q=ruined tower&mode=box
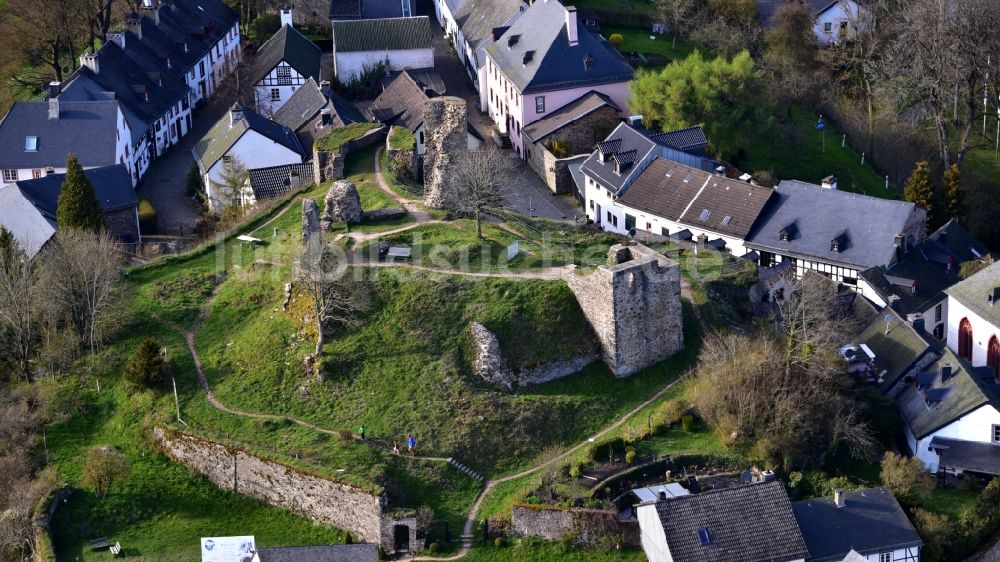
[566,243,684,377]
[422,96,468,209]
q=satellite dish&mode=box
[628,228,637,237]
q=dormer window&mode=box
[507,34,520,48]
[24,136,38,152]
[831,240,840,252]
[522,50,535,65]
[779,229,790,242]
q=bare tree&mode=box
[453,147,515,237]
[297,237,366,356]
[82,445,131,499]
[773,271,860,374]
[762,0,821,110]
[0,235,38,382]
[39,229,125,355]
[653,0,700,49]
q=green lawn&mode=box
[602,25,697,65]
[461,540,646,561]
[566,0,653,14]
[379,148,423,200]
[743,105,893,198]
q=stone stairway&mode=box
[459,534,475,549]
[448,458,485,481]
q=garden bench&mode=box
[89,538,109,551]
[386,246,412,260]
[109,542,122,556]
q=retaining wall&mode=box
[511,505,639,548]
[313,126,388,183]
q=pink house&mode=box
[481,0,634,158]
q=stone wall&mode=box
[511,505,639,547]
[525,103,620,195]
[525,143,589,195]
[566,243,683,378]
[321,180,363,228]
[302,198,320,243]
[422,97,468,209]
[153,428,421,552]
[105,207,140,242]
[386,125,417,179]
[470,322,599,390]
[313,126,387,183]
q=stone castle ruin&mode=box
[422,96,468,209]
[321,180,363,229]
[566,243,683,377]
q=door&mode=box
[393,525,410,552]
[595,204,602,225]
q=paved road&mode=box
[136,94,231,235]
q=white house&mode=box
[250,12,322,117]
[636,481,809,562]
[331,16,434,83]
[812,0,864,45]
[445,0,525,110]
[192,105,306,211]
[946,260,1000,370]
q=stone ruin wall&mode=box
[153,428,420,551]
[422,97,468,209]
[386,125,417,179]
[313,126,387,183]
[469,322,599,390]
[510,505,639,547]
[301,198,321,243]
[566,244,683,377]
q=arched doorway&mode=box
[989,336,1000,378]
[959,318,973,360]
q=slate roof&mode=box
[860,220,988,317]
[330,0,415,20]
[792,487,921,562]
[580,122,660,194]
[192,106,304,173]
[127,0,239,76]
[652,126,709,154]
[248,163,314,200]
[272,79,364,153]
[453,0,525,65]
[652,481,808,562]
[897,347,1000,439]
[945,260,1000,330]
[616,157,774,239]
[745,180,923,271]
[483,0,633,94]
[756,0,848,26]
[855,308,934,392]
[332,16,433,52]
[522,91,619,142]
[0,185,57,258]
[0,100,121,169]
[250,25,322,85]
[255,544,378,562]
[367,69,442,130]
[15,164,137,218]
[930,437,1000,475]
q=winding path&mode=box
[166,146,708,559]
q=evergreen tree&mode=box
[903,161,935,229]
[57,154,104,231]
[943,163,961,220]
[123,337,166,388]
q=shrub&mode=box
[681,414,695,432]
[569,464,582,479]
[138,199,157,233]
[82,445,131,499]
[625,450,637,464]
[378,545,387,560]
[427,542,439,553]
[657,400,688,429]
[337,430,354,441]
[344,533,352,544]
[123,337,166,388]
[609,33,624,49]
[913,508,952,562]
[881,452,934,503]
[185,163,203,198]
[494,537,504,548]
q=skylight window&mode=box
[696,528,711,546]
[698,209,711,221]
[721,215,732,226]
[25,136,37,152]
[683,174,693,183]
[665,169,674,178]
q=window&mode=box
[935,303,943,322]
[879,554,891,562]
[646,222,651,230]
[2,169,16,182]
[199,61,205,76]
[625,214,636,230]
[418,131,424,144]
[824,22,833,32]
[24,136,37,152]
[277,65,292,85]
[270,88,281,101]
[535,96,545,113]
[31,169,41,179]
[840,20,848,30]
[993,424,1000,444]
[934,324,945,340]
[989,336,1000,379]
[589,199,594,210]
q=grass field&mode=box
[602,26,697,64]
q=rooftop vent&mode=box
[665,169,674,178]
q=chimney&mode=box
[319,80,331,95]
[834,489,846,508]
[48,93,60,121]
[657,491,666,501]
[908,314,925,335]
[320,107,332,126]
[280,6,294,28]
[229,103,244,126]
[941,363,952,382]
[628,115,643,127]
[81,52,100,74]
[821,175,838,190]
[565,6,579,46]
[106,31,126,49]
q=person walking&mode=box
[359,425,366,441]
[392,441,400,455]
[407,434,415,454]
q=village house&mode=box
[0,165,140,258]
[193,104,305,211]
[858,220,989,342]
[756,0,865,45]
[0,0,241,188]
[330,0,415,21]
[0,90,134,187]
[744,179,927,290]
[250,10,323,117]
[367,69,481,159]
[271,78,366,154]
[946,260,1000,370]
[330,16,434,83]
[482,0,634,157]
[441,0,525,106]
